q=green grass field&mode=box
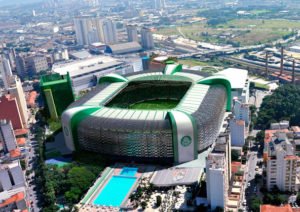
[156,19,300,46]
[129,99,179,110]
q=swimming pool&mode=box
[120,167,138,177]
[93,175,137,207]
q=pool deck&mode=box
[79,164,157,211]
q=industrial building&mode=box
[62,64,232,164]
[52,56,135,94]
[105,42,142,55]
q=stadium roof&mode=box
[216,68,248,89]
[66,64,232,122]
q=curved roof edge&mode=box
[168,110,198,164]
[164,64,183,75]
[62,106,101,152]
[98,73,128,84]
[197,76,232,111]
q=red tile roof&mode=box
[260,204,293,212]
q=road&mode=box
[26,110,42,212]
[244,152,258,211]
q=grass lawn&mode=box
[254,82,270,90]
[178,59,209,67]
[129,99,179,110]
[156,19,300,46]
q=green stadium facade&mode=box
[62,64,231,164]
[40,73,75,120]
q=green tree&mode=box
[250,196,262,212]
[156,195,162,207]
[64,167,95,203]
[231,150,240,161]
[255,85,300,130]
[141,201,147,210]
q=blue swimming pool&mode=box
[120,167,138,177]
[93,175,137,207]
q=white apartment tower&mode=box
[230,119,246,147]
[74,17,117,45]
[265,132,300,192]
[206,153,229,210]
[233,99,250,126]
[141,27,154,50]
[127,25,138,42]
[8,76,28,128]
[0,57,13,89]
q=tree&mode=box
[255,85,300,130]
[231,150,240,161]
[141,201,147,210]
[156,195,162,207]
[250,196,262,211]
[256,131,265,143]
[64,167,96,203]
[296,193,300,205]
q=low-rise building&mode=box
[52,56,135,94]
[105,42,142,55]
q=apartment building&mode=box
[264,126,300,192]
[206,153,229,210]
[0,160,28,212]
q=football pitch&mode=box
[129,99,179,110]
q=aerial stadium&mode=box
[62,64,231,164]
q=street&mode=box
[241,151,258,211]
[26,110,42,212]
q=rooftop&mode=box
[260,204,293,212]
[52,56,124,77]
[216,68,248,89]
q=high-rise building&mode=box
[127,25,138,42]
[74,17,117,45]
[0,57,13,89]
[141,27,154,50]
[40,73,74,120]
[26,56,49,74]
[233,99,250,126]
[0,120,17,154]
[154,0,166,10]
[0,95,23,130]
[0,161,28,211]
[7,76,28,128]
[206,153,229,210]
[230,119,246,147]
[100,19,118,44]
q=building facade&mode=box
[206,153,229,210]
[7,76,28,128]
[141,27,154,50]
[264,129,300,192]
[40,73,75,120]
[0,95,23,130]
[74,17,117,45]
[127,25,138,42]
[0,57,13,89]
[230,119,246,147]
